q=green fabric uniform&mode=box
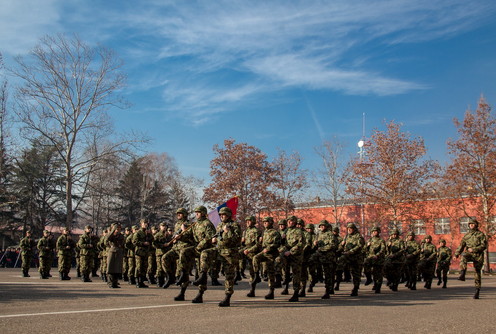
[19,235,36,274]
[300,228,315,288]
[418,239,437,288]
[455,227,488,289]
[239,225,261,281]
[282,225,304,292]
[339,229,365,293]
[147,230,157,279]
[364,235,386,290]
[98,234,108,277]
[189,217,216,292]
[314,228,340,294]
[37,235,53,278]
[78,232,96,278]
[436,244,452,287]
[252,227,282,288]
[404,237,420,290]
[384,235,404,291]
[132,228,151,279]
[152,230,172,279]
[125,232,136,281]
[56,234,75,277]
[162,219,195,281]
[215,219,242,295]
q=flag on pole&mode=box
[208,197,239,227]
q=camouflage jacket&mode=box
[37,236,52,257]
[20,236,36,254]
[437,246,452,265]
[455,229,488,256]
[341,232,365,259]
[97,235,108,258]
[386,237,405,261]
[315,230,340,263]
[152,231,173,256]
[216,220,242,251]
[192,218,216,252]
[404,240,420,263]
[172,219,195,250]
[420,243,437,262]
[132,229,151,257]
[125,233,135,257]
[260,228,281,256]
[242,226,261,254]
[78,232,95,257]
[365,236,386,261]
[283,226,304,257]
[57,234,75,256]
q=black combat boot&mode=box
[148,275,157,285]
[288,289,299,302]
[334,270,342,291]
[437,276,442,286]
[473,288,480,299]
[425,280,431,289]
[129,276,136,285]
[174,287,187,301]
[123,273,129,282]
[22,269,29,277]
[410,280,416,290]
[350,285,359,296]
[375,283,381,294]
[321,289,331,299]
[247,282,256,297]
[265,288,275,300]
[253,271,262,284]
[364,273,373,286]
[274,274,282,288]
[298,284,306,297]
[218,294,231,307]
[136,276,148,288]
[59,272,64,280]
[40,273,47,279]
[235,271,242,282]
[110,274,120,288]
[193,271,208,286]
[211,277,222,286]
[163,272,175,289]
[83,274,92,282]
[192,291,204,303]
[76,269,81,278]
[442,277,447,289]
[281,282,289,295]
[157,276,165,288]
[457,269,466,281]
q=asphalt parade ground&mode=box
[0,268,494,334]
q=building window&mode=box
[412,220,426,235]
[459,217,474,234]
[434,218,451,235]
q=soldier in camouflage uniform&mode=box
[183,206,216,303]
[152,222,173,287]
[162,208,195,288]
[125,225,138,285]
[363,226,386,293]
[91,232,100,278]
[37,230,52,279]
[147,226,158,285]
[332,226,345,291]
[403,231,420,290]
[274,219,288,290]
[296,219,314,297]
[251,217,282,299]
[338,223,365,296]
[212,207,242,307]
[98,229,109,282]
[56,227,75,280]
[436,238,451,288]
[384,228,404,292]
[19,230,36,277]
[122,227,131,281]
[132,219,152,288]
[281,215,304,302]
[304,223,318,293]
[240,215,261,297]
[78,225,96,282]
[418,235,437,289]
[455,219,488,299]
[314,220,340,299]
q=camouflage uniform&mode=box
[436,239,452,288]
[418,236,437,289]
[281,216,304,302]
[132,221,152,288]
[274,220,288,288]
[37,232,54,279]
[78,226,96,282]
[125,226,137,284]
[19,232,36,277]
[122,227,131,281]
[147,228,157,284]
[97,231,108,282]
[403,232,420,290]
[252,217,282,299]
[363,227,386,293]
[314,220,340,298]
[455,219,488,298]
[338,223,365,296]
[91,234,100,277]
[152,223,173,287]
[239,216,261,283]
[297,220,315,297]
[56,229,75,280]
[384,229,404,291]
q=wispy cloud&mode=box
[2,0,495,123]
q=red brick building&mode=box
[280,196,495,271]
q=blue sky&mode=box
[2,0,496,193]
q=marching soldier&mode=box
[152,222,173,287]
[37,230,53,279]
[455,218,488,299]
[132,219,151,288]
[125,225,138,285]
[313,220,340,299]
[78,225,96,282]
[363,226,386,293]
[339,223,365,296]
[404,231,420,290]
[19,230,36,277]
[436,239,452,288]
[147,226,158,285]
[418,235,437,289]
[241,215,261,296]
[281,215,304,302]
[122,227,131,282]
[97,229,109,282]
[384,228,404,292]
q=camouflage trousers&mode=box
[21,253,32,271]
[418,259,436,282]
[404,259,418,287]
[162,248,181,278]
[253,251,277,288]
[122,256,128,276]
[460,253,484,288]
[100,255,107,275]
[147,253,156,277]
[155,253,165,278]
[127,255,136,278]
[321,261,336,292]
[80,255,94,276]
[217,249,238,295]
[384,258,403,287]
[134,254,148,278]
[275,254,289,282]
[338,255,363,288]
[39,256,51,276]
[239,250,257,281]
[284,254,303,291]
[58,254,72,274]
[436,262,450,282]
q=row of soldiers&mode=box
[19,211,488,305]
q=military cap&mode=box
[125,227,131,232]
[43,230,50,234]
[468,218,479,226]
[333,226,340,233]
[439,238,446,243]
[245,215,256,222]
[176,208,189,215]
[306,223,314,229]
[132,225,139,230]
[424,235,432,240]
[287,215,298,223]
[296,218,305,225]
[194,206,208,215]
[219,207,232,216]
[263,216,274,223]
[406,231,415,237]
[318,220,330,228]
[346,223,357,230]
[371,226,381,233]
[84,225,93,230]
[159,222,167,227]
[278,219,287,226]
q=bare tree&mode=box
[314,138,351,225]
[445,97,496,270]
[10,34,131,226]
[346,121,439,232]
[271,148,307,217]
